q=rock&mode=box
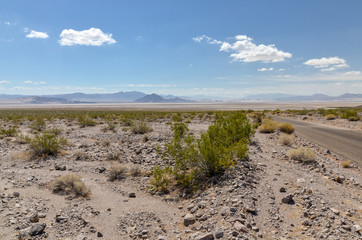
[56,215,68,223]
[234,221,248,233]
[98,167,106,173]
[330,208,340,215]
[29,212,39,223]
[55,164,66,171]
[335,176,344,184]
[279,187,286,192]
[12,192,20,198]
[197,233,214,240]
[214,228,224,239]
[184,214,196,226]
[352,224,361,233]
[281,194,293,204]
[297,178,305,185]
[128,192,136,198]
[20,223,46,237]
[97,231,103,237]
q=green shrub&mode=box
[0,126,17,137]
[341,110,358,120]
[259,118,279,133]
[30,133,67,156]
[131,122,153,134]
[51,174,90,197]
[286,147,315,163]
[150,165,173,193]
[279,122,295,134]
[78,116,97,127]
[347,116,359,121]
[151,111,253,193]
[30,118,46,132]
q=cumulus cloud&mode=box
[24,80,33,84]
[257,67,274,72]
[23,80,47,85]
[59,28,116,46]
[193,34,292,63]
[0,80,10,84]
[26,30,49,39]
[304,57,349,71]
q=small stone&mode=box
[55,164,66,171]
[281,194,293,204]
[330,208,340,215]
[297,178,305,185]
[234,221,248,233]
[128,192,136,198]
[335,176,344,183]
[184,214,196,226]
[13,192,20,198]
[29,223,46,236]
[29,212,39,223]
[97,232,103,237]
[352,224,361,233]
[98,167,106,173]
[252,226,259,232]
[214,229,224,239]
[197,233,214,240]
[279,187,286,192]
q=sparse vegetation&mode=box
[108,164,127,181]
[51,174,90,197]
[78,115,97,127]
[325,114,336,120]
[278,122,295,134]
[259,118,279,133]
[130,166,142,177]
[340,160,351,168]
[30,118,46,132]
[0,126,17,137]
[287,147,316,163]
[150,111,253,193]
[30,132,68,157]
[131,121,153,134]
[279,134,295,146]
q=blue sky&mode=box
[1,0,362,98]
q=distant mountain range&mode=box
[0,91,191,104]
[0,91,361,104]
[244,93,362,101]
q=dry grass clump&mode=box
[51,174,90,197]
[131,122,153,134]
[130,166,142,177]
[340,160,351,168]
[279,134,295,146]
[259,118,279,133]
[279,122,295,134]
[325,114,336,120]
[106,151,122,161]
[286,147,316,163]
[108,164,127,181]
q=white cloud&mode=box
[26,30,49,39]
[0,80,10,84]
[23,80,47,85]
[24,80,33,84]
[193,34,292,63]
[278,68,286,71]
[4,21,10,25]
[343,71,361,76]
[257,67,274,72]
[59,28,116,46]
[304,57,349,71]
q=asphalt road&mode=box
[272,116,362,167]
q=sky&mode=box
[1,0,362,99]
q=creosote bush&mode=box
[150,111,253,193]
[30,132,67,157]
[108,164,127,181]
[340,160,351,168]
[51,174,90,197]
[78,116,97,127]
[279,122,295,134]
[286,147,316,163]
[259,118,279,133]
[279,134,295,146]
